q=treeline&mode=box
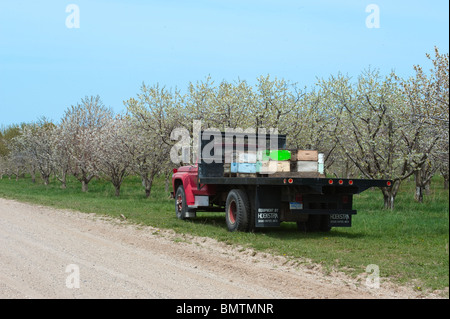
[0,48,448,209]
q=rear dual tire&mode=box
[225,189,250,232]
[297,214,331,232]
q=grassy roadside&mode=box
[0,174,448,296]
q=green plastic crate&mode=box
[260,150,291,161]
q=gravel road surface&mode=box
[0,197,439,299]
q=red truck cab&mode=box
[172,164,216,219]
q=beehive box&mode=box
[258,150,291,161]
[231,162,257,174]
[291,150,318,161]
[257,161,291,174]
[237,151,257,163]
[296,160,318,172]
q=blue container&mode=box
[231,163,257,173]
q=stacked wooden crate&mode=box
[223,150,292,176]
[290,150,325,177]
[223,149,324,177]
[234,152,258,175]
[256,150,291,175]
[226,151,258,176]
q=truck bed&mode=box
[198,176,391,194]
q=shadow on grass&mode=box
[264,227,368,241]
[190,213,368,240]
[190,214,228,229]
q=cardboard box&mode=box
[292,150,318,161]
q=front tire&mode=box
[225,189,250,232]
[175,186,196,220]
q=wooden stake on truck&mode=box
[172,131,392,232]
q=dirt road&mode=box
[0,197,438,299]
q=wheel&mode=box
[296,215,321,232]
[175,186,196,220]
[225,189,250,232]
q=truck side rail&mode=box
[197,176,392,195]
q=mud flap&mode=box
[255,186,281,228]
[329,213,352,227]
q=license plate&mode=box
[289,202,303,210]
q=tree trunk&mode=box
[383,192,395,210]
[414,170,422,203]
[29,165,36,183]
[414,170,428,203]
[43,175,50,186]
[381,181,400,210]
[74,170,95,193]
[143,176,153,198]
[443,173,449,190]
[82,180,88,192]
[58,170,67,189]
[415,185,423,203]
[424,180,431,195]
[60,174,67,189]
[114,185,121,197]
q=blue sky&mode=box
[0,0,448,127]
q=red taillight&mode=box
[348,180,353,185]
[328,179,333,185]
[173,168,178,174]
[387,181,392,186]
[338,180,344,185]
[288,178,293,184]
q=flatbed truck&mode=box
[172,131,392,232]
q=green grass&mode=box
[0,174,448,295]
